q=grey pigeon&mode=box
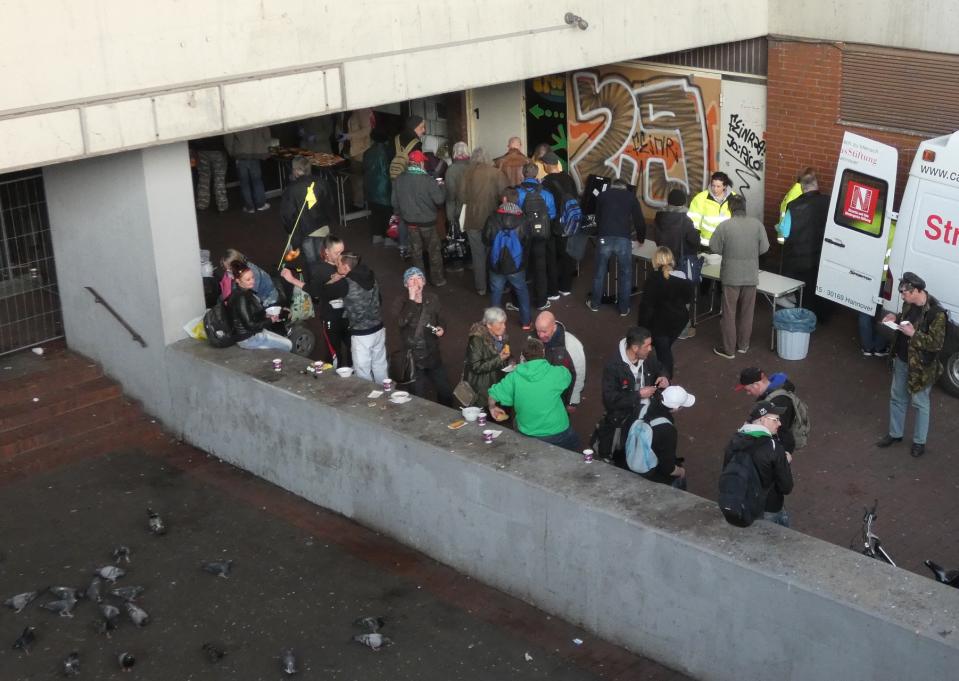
[94,604,120,635]
[4,591,38,613]
[110,586,144,602]
[49,586,82,601]
[40,597,78,618]
[13,626,35,652]
[113,545,132,565]
[147,508,166,535]
[201,559,234,578]
[85,577,103,603]
[202,642,226,663]
[117,651,136,671]
[125,601,150,627]
[62,651,80,677]
[352,633,393,651]
[95,565,125,583]
[280,648,298,675]
[353,616,385,632]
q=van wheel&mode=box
[941,350,959,398]
[288,325,315,357]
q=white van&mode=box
[817,131,959,396]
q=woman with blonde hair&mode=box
[637,246,693,377]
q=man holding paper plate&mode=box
[876,272,947,457]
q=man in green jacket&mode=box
[488,337,579,451]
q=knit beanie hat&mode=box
[405,115,425,132]
[403,267,425,285]
[667,188,687,207]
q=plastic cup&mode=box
[582,448,594,463]
[272,358,283,372]
[477,412,487,427]
[383,378,394,392]
[482,430,494,444]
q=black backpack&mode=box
[522,185,549,241]
[203,299,235,348]
[717,438,766,527]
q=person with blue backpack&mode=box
[483,187,532,329]
[541,151,581,297]
[516,163,557,311]
[624,385,696,489]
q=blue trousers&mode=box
[490,270,531,326]
[889,357,931,444]
[590,236,633,314]
[235,159,266,210]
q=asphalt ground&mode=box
[195,193,959,582]
[0,440,685,680]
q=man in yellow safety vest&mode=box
[688,171,734,246]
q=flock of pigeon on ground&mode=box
[5,508,393,675]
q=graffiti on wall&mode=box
[567,66,720,209]
[525,74,568,164]
[723,112,765,208]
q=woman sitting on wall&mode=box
[218,248,279,306]
[229,261,292,352]
[462,306,512,407]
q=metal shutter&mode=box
[841,45,959,136]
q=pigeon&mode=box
[113,545,132,565]
[117,652,136,671]
[94,604,120,635]
[40,597,78,618]
[49,586,82,601]
[62,651,81,677]
[125,601,150,627]
[85,577,103,603]
[13,626,36,653]
[280,648,298,675]
[4,591,38,613]
[95,566,125,583]
[201,560,234,578]
[352,633,393,651]
[147,508,166,536]
[201,642,226,663]
[353,616,385,633]
[110,586,145,602]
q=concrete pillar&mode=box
[43,142,203,421]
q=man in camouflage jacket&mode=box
[876,272,946,457]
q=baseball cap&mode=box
[408,150,427,164]
[749,400,786,421]
[734,367,763,391]
[661,385,696,409]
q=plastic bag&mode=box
[288,284,315,323]
[183,316,207,341]
[773,308,817,333]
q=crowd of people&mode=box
[201,120,948,530]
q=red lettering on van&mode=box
[925,214,959,245]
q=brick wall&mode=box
[765,39,923,221]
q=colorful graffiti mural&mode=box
[567,65,721,210]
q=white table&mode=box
[699,263,805,350]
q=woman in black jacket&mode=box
[637,247,692,377]
[230,262,292,352]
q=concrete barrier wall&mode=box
[163,340,959,681]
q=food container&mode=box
[461,407,482,422]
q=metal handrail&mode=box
[84,286,147,347]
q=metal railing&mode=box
[0,172,64,355]
[84,287,147,348]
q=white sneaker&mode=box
[256,202,271,211]
[547,294,561,301]
[505,302,519,311]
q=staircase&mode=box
[0,342,162,479]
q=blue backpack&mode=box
[624,404,670,474]
[490,227,523,274]
[558,197,583,237]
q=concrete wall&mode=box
[43,143,205,415]
[0,0,768,172]
[160,340,959,681]
[769,0,959,53]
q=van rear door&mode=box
[816,132,898,314]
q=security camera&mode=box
[564,12,588,31]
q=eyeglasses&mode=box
[763,414,781,423]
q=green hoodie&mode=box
[488,359,571,437]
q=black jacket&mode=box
[302,260,344,322]
[280,174,335,249]
[395,292,444,369]
[596,187,646,241]
[535,321,577,405]
[229,289,266,342]
[542,171,579,235]
[601,348,666,425]
[637,270,693,340]
[640,398,679,485]
[722,431,793,513]
[483,206,529,275]
[782,191,830,275]
[654,209,699,262]
[758,376,798,454]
